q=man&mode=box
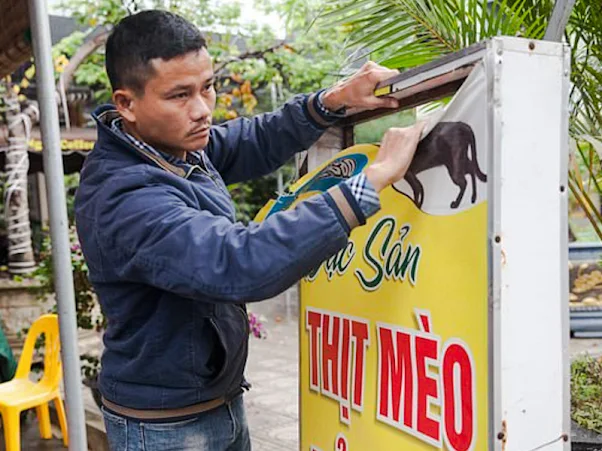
[75,9,424,451]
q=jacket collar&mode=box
[93,105,206,178]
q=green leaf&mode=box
[321,0,378,20]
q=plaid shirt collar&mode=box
[110,116,206,169]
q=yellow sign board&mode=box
[256,62,489,450]
[28,138,95,152]
[256,143,487,451]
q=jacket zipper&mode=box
[186,153,232,198]
[186,164,229,196]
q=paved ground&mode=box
[570,337,602,360]
[0,415,65,450]
[7,319,299,451]
[5,288,300,451]
[245,320,299,451]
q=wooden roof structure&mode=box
[0,1,32,80]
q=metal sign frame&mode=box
[302,36,570,450]
[339,42,487,149]
[488,36,570,451]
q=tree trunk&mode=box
[4,90,36,275]
[58,28,110,93]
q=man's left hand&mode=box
[321,61,400,115]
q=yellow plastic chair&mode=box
[0,314,68,450]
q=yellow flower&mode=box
[25,66,36,80]
[54,54,69,73]
[240,80,252,95]
[57,54,69,66]
[243,94,257,114]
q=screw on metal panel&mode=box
[529,41,536,50]
[495,235,501,243]
[499,420,508,451]
[560,185,566,192]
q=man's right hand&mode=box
[364,123,425,192]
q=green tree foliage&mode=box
[52,0,349,221]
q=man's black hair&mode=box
[105,10,207,95]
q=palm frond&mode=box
[322,0,549,72]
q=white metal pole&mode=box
[27,1,88,449]
[544,0,576,42]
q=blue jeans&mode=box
[101,395,251,451]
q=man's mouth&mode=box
[189,127,210,137]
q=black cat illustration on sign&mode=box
[394,121,487,209]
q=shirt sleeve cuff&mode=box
[344,173,381,219]
[305,89,345,128]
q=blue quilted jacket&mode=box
[74,93,364,409]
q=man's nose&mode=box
[190,94,211,122]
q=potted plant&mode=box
[571,355,602,450]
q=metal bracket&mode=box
[340,41,488,147]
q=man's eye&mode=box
[171,92,188,99]
[204,83,215,92]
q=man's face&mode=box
[114,48,216,158]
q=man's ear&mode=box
[112,88,137,123]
